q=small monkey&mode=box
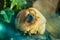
[15,8,46,35]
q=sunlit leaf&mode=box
[10,0,27,9]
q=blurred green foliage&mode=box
[0,8,14,23]
[10,0,27,9]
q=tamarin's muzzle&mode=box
[26,13,35,23]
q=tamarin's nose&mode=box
[27,13,34,23]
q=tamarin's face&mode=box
[15,8,46,35]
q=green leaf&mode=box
[0,8,14,23]
[10,0,27,9]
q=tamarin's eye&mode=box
[27,13,34,23]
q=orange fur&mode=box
[15,8,46,35]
